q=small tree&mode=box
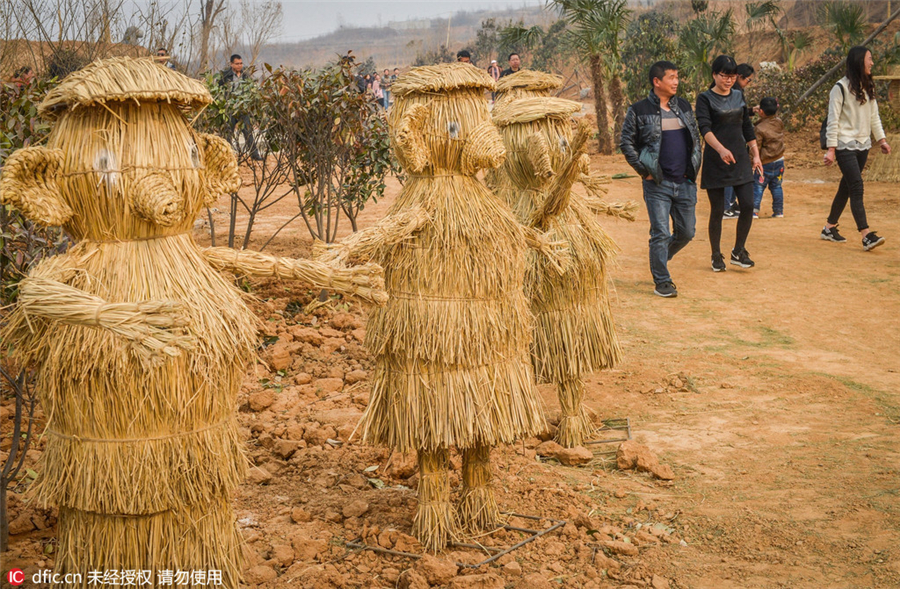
[549,0,632,154]
[268,54,396,243]
[678,9,735,99]
[621,11,679,105]
[744,0,781,55]
[196,70,294,250]
[820,1,867,52]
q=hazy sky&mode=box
[277,0,546,42]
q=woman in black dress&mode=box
[696,55,763,271]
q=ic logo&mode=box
[7,569,25,585]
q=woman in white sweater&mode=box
[821,45,892,251]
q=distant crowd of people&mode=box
[621,46,890,298]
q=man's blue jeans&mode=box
[643,179,697,286]
[753,159,784,214]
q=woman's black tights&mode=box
[707,182,754,255]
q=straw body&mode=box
[494,98,622,448]
[355,63,545,548]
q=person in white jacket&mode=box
[821,46,892,251]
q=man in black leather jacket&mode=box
[620,61,702,298]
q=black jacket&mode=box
[620,92,702,184]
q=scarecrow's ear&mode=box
[460,121,505,175]
[0,147,73,227]
[197,133,240,205]
[394,104,430,173]
[526,132,554,180]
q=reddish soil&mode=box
[3,129,899,589]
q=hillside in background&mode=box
[257,4,552,70]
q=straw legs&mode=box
[458,444,501,533]
[53,500,242,589]
[413,445,502,552]
[554,378,596,448]
[413,449,458,552]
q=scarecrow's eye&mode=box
[448,121,460,139]
[189,143,201,168]
[559,135,569,153]
[93,148,119,188]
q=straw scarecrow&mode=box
[865,65,900,183]
[321,63,558,550]
[493,96,625,448]
[0,57,384,587]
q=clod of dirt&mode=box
[290,327,324,345]
[8,512,37,535]
[314,378,344,394]
[331,312,363,330]
[502,561,523,577]
[651,575,671,589]
[271,544,294,566]
[273,440,301,459]
[616,441,675,480]
[414,555,458,585]
[344,369,368,384]
[290,536,326,561]
[387,451,418,479]
[342,499,369,519]
[515,572,553,589]
[449,573,504,589]
[291,508,312,523]
[246,467,273,485]
[535,440,564,457]
[602,540,639,556]
[248,390,276,412]
[398,569,429,589]
[244,564,277,585]
[294,372,312,385]
[555,446,593,466]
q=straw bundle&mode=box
[0,57,385,587]
[354,63,545,549]
[873,66,900,111]
[203,247,388,306]
[458,444,501,532]
[494,70,564,110]
[493,96,622,448]
[863,133,900,183]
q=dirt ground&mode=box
[3,128,899,589]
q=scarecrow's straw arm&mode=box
[522,227,571,276]
[533,123,591,227]
[17,277,194,359]
[313,207,430,264]
[202,247,388,306]
[582,195,639,222]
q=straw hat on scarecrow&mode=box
[319,62,565,550]
[866,65,900,182]
[493,96,625,448]
[0,57,385,586]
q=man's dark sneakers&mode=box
[862,231,885,251]
[654,281,678,297]
[730,248,755,268]
[821,225,847,242]
[711,253,726,272]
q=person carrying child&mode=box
[752,97,785,218]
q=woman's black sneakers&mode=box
[821,226,847,242]
[730,248,755,268]
[862,232,885,251]
[711,253,727,272]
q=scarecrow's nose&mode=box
[130,172,184,227]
